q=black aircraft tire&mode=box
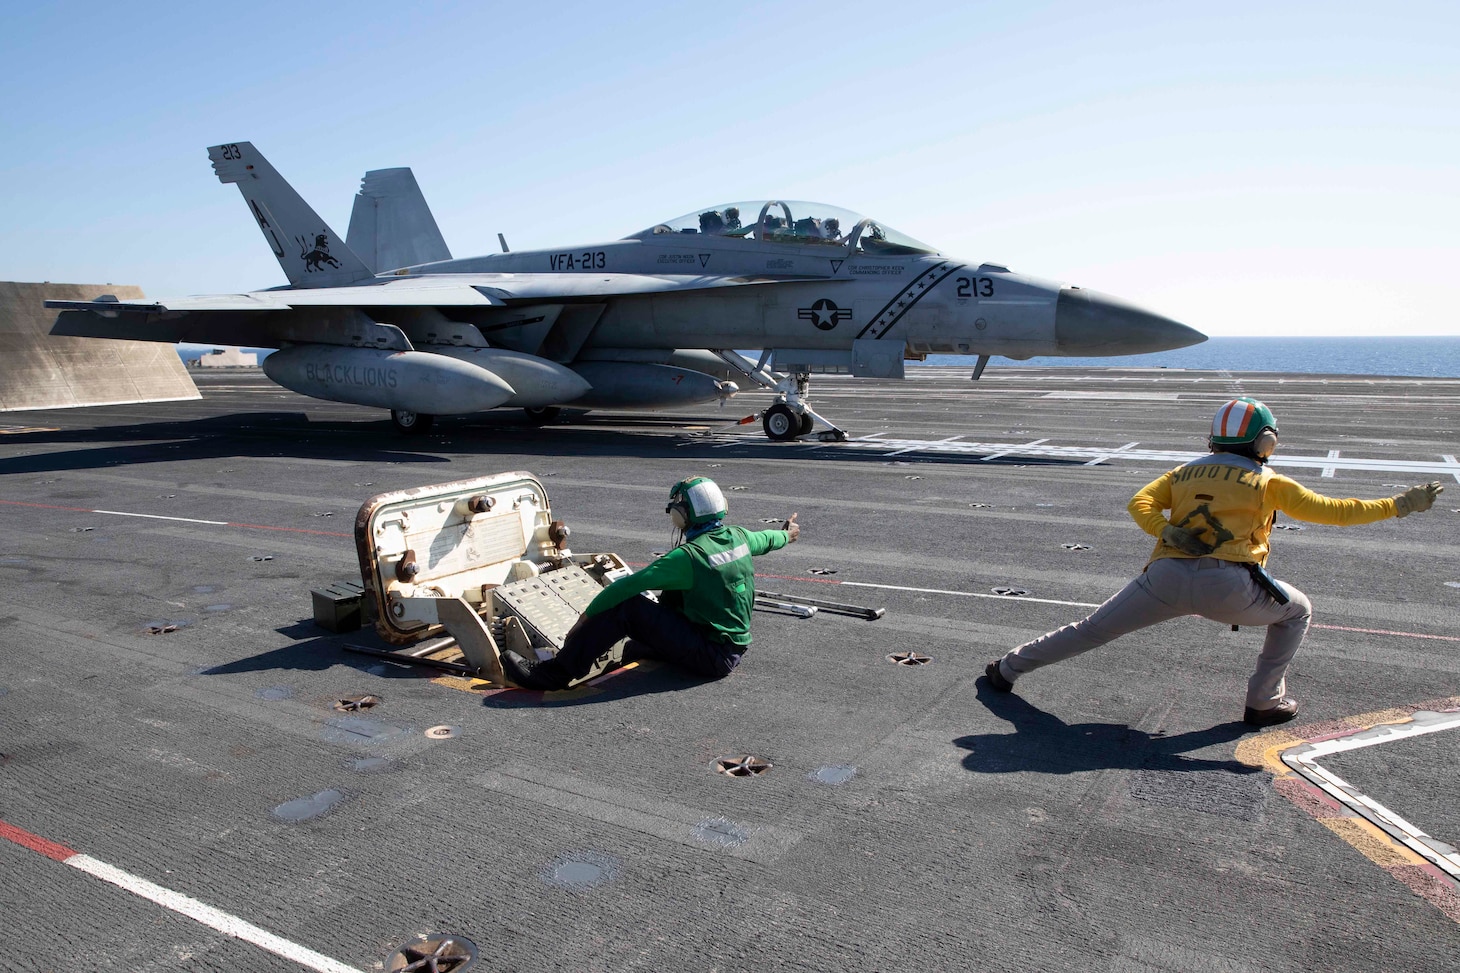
[390,409,435,435]
[798,412,816,436]
[523,406,562,424]
[763,404,800,442]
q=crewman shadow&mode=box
[956,677,1257,777]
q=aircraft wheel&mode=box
[523,406,561,424]
[390,409,435,435]
[763,404,801,441]
[798,412,815,436]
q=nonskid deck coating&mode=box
[1,365,1457,972]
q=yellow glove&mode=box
[1161,524,1215,556]
[1394,481,1444,518]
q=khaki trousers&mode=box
[998,557,1313,709]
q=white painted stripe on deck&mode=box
[979,438,1050,462]
[887,434,964,457]
[1083,441,1140,466]
[1282,711,1460,879]
[838,580,1101,609]
[92,509,229,525]
[65,854,360,972]
[711,432,1460,480]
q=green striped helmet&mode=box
[1210,397,1278,445]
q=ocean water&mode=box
[922,336,1460,379]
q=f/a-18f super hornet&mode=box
[48,141,1205,440]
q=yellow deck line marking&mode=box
[1236,696,1460,924]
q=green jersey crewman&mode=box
[500,476,800,691]
[984,397,1444,727]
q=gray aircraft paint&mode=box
[46,142,1205,436]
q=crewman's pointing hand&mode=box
[785,512,800,543]
[1394,481,1444,517]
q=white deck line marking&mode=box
[1083,441,1140,466]
[1281,710,1460,880]
[887,434,964,457]
[838,580,1101,609]
[1321,449,1340,478]
[91,509,229,526]
[980,438,1050,462]
[703,433,1460,480]
[65,854,361,972]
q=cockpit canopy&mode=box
[631,200,938,256]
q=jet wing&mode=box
[45,273,840,317]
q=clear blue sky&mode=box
[2,1,1455,336]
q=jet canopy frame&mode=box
[632,200,939,256]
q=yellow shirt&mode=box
[1129,454,1396,566]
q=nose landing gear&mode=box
[715,350,849,442]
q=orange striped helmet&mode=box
[1210,397,1278,445]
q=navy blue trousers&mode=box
[555,594,743,680]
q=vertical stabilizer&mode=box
[346,168,453,274]
[209,142,374,288]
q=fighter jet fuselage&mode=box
[48,145,1205,439]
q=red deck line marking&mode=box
[0,819,78,862]
[1313,623,1460,643]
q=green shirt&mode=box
[584,525,791,645]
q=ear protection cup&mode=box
[1253,428,1277,458]
[667,502,689,529]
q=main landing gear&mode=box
[714,350,848,443]
[390,409,435,435]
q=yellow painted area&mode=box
[1237,698,1460,925]
[1319,819,1427,868]
[432,674,498,693]
[1235,730,1305,774]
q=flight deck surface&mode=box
[1,366,1457,972]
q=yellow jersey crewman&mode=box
[984,397,1444,727]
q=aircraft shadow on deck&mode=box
[0,409,1088,476]
[959,677,1258,778]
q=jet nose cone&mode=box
[1055,288,1206,356]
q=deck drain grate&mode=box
[968,503,992,509]
[1273,524,1304,531]
[714,755,772,777]
[387,932,479,972]
[808,567,837,575]
[1063,543,1091,551]
[145,623,179,635]
[425,725,459,739]
[333,694,381,713]
[887,651,933,666]
[990,586,1029,597]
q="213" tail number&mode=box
[955,276,994,298]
